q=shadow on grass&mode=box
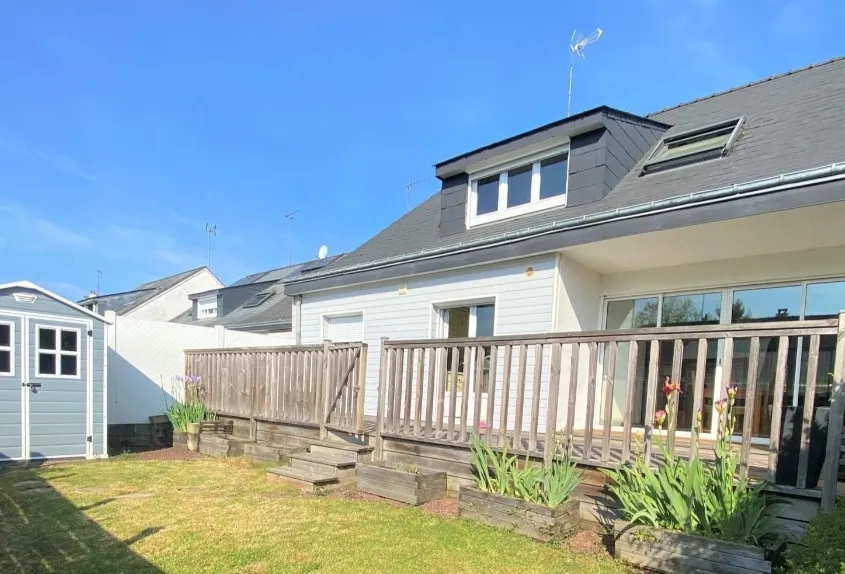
[0,458,163,573]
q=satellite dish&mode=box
[317,245,329,260]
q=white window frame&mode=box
[35,326,81,379]
[320,311,365,342]
[467,145,569,228]
[0,320,14,376]
[197,295,218,318]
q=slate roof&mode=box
[80,267,209,315]
[173,256,343,331]
[308,56,845,276]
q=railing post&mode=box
[821,311,845,510]
[374,337,389,460]
[356,343,368,433]
[320,340,331,440]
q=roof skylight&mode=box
[642,117,744,174]
[243,291,273,308]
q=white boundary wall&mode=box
[106,311,290,424]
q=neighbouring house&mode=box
[284,56,845,444]
[0,281,109,462]
[79,266,223,322]
[172,256,342,341]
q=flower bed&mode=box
[459,486,580,542]
[614,520,776,574]
[605,379,786,572]
[357,461,447,505]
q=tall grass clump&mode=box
[470,436,581,508]
[163,375,216,432]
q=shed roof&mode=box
[1,281,111,323]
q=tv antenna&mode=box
[405,176,434,210]
[205,223,217,269]
[95,269,103,295]
[285,210,300,265]
[568,28,603,117]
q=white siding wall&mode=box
[129,269,223,322]
[299,256,558,417]
[107,312,280,424]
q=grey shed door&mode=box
[0,314,23,460]
[26,317,89,459]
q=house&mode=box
[284,56,845,444]
[173,257,341,340]
[79,266,222,322]
[0,281,109,462]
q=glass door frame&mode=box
[599,275,845,445]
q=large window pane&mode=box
[805,281,845,319]
[731,337,796,438]
[732,286,802,322]
[0,351,10,374]
[0,324,9,347]
[475,305,495,337]
[606,297,659,330]
[476,176,499,215]
[662,292,722,326]
[539,154,568,199]
[38,328,56,350]
[506,164,532,208]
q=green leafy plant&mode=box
[163,375,216,432]
[784,500,845,573]
[470,436,582,508]
[603,378,786,546]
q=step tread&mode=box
[266,466,338,485]
[289,452,357,468]
[308,440,374,453]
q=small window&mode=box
[469,147,569,225]
[243,291,273,308]
[36,326,79,377]
[642,117,744,174]
[0,323,12,375]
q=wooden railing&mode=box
[376,314,845,508]
[185,341,368,436]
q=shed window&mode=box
[0,323,12,375]
[36,327,79,377]
[642,117,744,174]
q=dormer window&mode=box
[642,117,744,174]
[468,145,569,227]
[197,294,217,318]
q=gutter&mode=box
[286,161,845,285]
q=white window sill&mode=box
[468,194,567,228]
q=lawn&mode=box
[0,456,630,574]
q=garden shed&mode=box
[0,281,109,462]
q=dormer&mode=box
[435,106,670,237]
[196,294,218,318]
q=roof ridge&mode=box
[136,265,206,288]
[647,55,845,117]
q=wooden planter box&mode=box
[356,462,446,505]
[613,520,776,574]
[172,432,188,447]
[458,486,580,542]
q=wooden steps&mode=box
[266,466,343,493]
[287,452,357,477]
[243,443,305,464]
[198,435,250,457]
[263,437,373,492]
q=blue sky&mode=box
[1,1,842,300]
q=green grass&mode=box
[0,457,630,574]
[783,501,845,574]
